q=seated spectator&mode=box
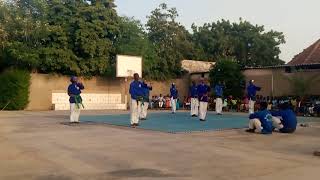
[246,102,273,134]
[271,102,297,133]
[240,96,249,112]
[183,96,191,109]
[158,94,164,108]
[229,96,237,111]
[165,95,171,108]
[291,97,297,111]
[150,96,155,109]
[223,98,228,112]
[267,101,272,110]
[272,98,279,110]
[314,99,320,117]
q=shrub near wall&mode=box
[0,69,30,110]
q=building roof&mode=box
[288,39,320,65]
[181,60,215,74]
[244,63,320,70]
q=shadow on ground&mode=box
[108,168,182,178]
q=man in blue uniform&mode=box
[197,78,211,121]
[140,79,152,120]
[246,102,273,134]
[271,102,297,133]
[247,80,261,114]
[170,83,179,114]
[190,81,199,117]
[214,81,224,115]
[129,73,144,127]
[68,76,85,123]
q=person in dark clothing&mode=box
[68,76,85,123]
[246,102,273,134]
[271,102,297,133]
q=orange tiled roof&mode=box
[288,39,320,65]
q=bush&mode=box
[0,69,30,110]
[209,58,245,98]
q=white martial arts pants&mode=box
[171,98,177,113]
[70,103,81,122]
[191,98,199,116]
[140,102,149,119]
[215,98,223,114]
[249,100,255,114]
[131,99,141,125]
[199,101,208,120]
[272,116,284,130]
[248,118,262,133]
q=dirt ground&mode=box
[0,111,319,180]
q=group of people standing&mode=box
[129,73,152,127]
[189,78,211,121]
[66,74,298,135]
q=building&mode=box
[181,60,215,82]
[244,38,320,97]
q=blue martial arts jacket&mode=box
[214,84,224,98]
[142,83,152,101]
[68,83,85,103]
[247,84,261,101]
[249,109,273,134]
[271,109,297,131]
[129,80,144,100]
[190,85,198,98]
[197,84,211,102]
[170,86,179,99]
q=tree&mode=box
[146,3,195,79]
[192,19,285,67]
[114,16,162,79]
[1,0,119,76]
[209,58,245,98]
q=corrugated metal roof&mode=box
[181,60,215,73]
[244,63,320,70]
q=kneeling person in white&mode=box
[197,79,211,121]
[68,76,84,123]
[247,102,273,134]
[129,73,144,127]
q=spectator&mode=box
[183,96,191,109]
[158,94,164,108]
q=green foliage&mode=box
[146,3,195,79]
[0,69,30,110]
[192,19,285,67]
[0,0,119,76]
[0,2,286,80]
[209,58,245,98]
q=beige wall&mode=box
[27,69,320,110]
[27,73,190,110]
[243,69,320,97]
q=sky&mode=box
[115,0,320,63]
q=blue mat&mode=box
[81,112,250,133]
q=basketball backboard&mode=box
[116,55,142,78]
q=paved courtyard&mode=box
[0,110,319,180]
